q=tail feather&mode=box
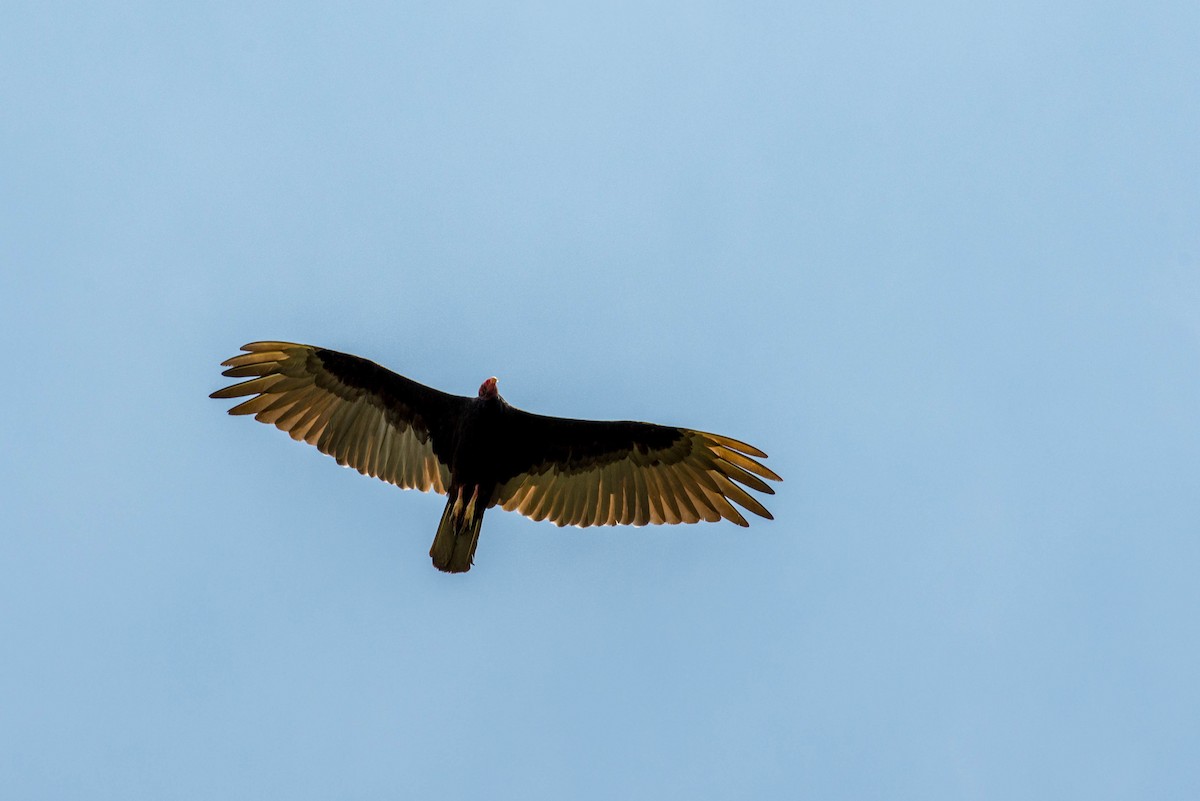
[429,487,484,573]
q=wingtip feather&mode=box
[702,432,768,459]
[240,340,306,353]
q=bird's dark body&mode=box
[212,342,779,573]
[448,396,507,503]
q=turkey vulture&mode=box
[210,342,780,573]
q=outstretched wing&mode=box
[210,342,466,494]
[490,411,780,527]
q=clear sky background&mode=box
[2,2,1198,799]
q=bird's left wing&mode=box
[490,410,781,527]
[210,342,465,494]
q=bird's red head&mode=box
[478,376,499,399]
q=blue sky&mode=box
[2,2,1198,798]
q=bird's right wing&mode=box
[490,411,780,528]
[210,342,466,494]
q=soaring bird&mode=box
[210,342,780,573]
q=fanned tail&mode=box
[429,486,485,573]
